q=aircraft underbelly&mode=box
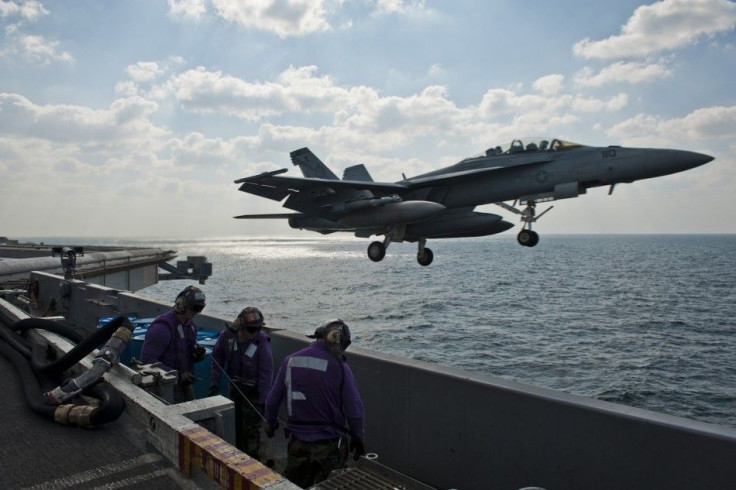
[337,201,445,228]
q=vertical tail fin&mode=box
[343,164,374,182]
[290,147,339,180]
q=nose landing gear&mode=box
[495,200,553,247]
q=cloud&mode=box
[373,0,429,16]
[573,0,736,60]
[533,74,565,96]
[210,0,332,38]
[126,61,165,83]
[607,105,736,146]
[575,60,673,86]
[167,0,206,20]
[0,0,49,21]
[157,65,371,120]
[0,93,166,148]
[2,28,73,65]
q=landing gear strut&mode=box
[494,200,553,248]
[366,236,434,265]
[417,238,433,266]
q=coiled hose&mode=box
[0,315,133,428]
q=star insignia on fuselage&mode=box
[536,170,552,184]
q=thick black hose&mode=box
[0,322,33,358]
[11,317,85,343]
[0,338,56,419]
[30,316,126,374]
[88,381,126,425]
[0,316,132,427]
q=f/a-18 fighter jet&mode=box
[234,137,713,266]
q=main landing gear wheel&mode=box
[517,229,539,247]
[417,247,433,266]
[367,241,386,262]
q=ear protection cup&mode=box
[174,286,206,314]
[226,317,242,333]
[309,319,351,352]
[174,294,187,314]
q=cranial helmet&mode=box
[309,319,352,353]
[228,307,265,333]
[174,286,206,314]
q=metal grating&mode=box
[313,457,436,490]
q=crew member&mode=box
[265,319,365,488]
[209,307,273,458]
[141,285,207,403]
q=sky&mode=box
[1,0,735,239]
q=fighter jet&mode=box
[234,137,713,265]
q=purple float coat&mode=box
[140,309,197,375]
[266,341,365,442]
[210,329,274,404]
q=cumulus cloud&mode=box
[157,65,368,120]
[533,74,565,96]
[575,60,673,86]
[2,28,72,65]
[373,0,429,16]
[574,0,736,59]
[126,61,165,83]
[608,105,736,146]
[210,0,332,38]
[0,93,165,147]
[0,0,48,20]
[2,2,71,66]
[478,87,627,117]
[167,0,206,20]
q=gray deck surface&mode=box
[0,354,210,490]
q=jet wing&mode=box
[235,171,408,199]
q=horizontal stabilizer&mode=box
[237,182,291,201]
[343,164,373,182]
[234,213,302,219]
[234,168,288,184]
[290,147,339,180]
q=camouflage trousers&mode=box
[232,392,263,458]
[284,435,348,489]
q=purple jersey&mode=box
[266,341,365,442]
[210,329,274,404]
[140,309,197,375]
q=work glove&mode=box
[179,371,195,386]
[350,438,365,461]
[265,421,278,439]
[192,343,206,362]
[207,386,219,397]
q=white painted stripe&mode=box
[21,453,163,490]
[87,468,198,490]
[88,469,169,489]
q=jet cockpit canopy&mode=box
[485,137,584,156]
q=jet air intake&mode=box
[338,200,446,228]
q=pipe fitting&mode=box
[54,404,95,428]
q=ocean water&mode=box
[25,234,736,427]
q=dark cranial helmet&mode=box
[230,306,265,333]
[174,286,206,314]
[309,319,352,353]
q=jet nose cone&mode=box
[678,150,714,171]
[645,149,714,177]
[693,151,714,166]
